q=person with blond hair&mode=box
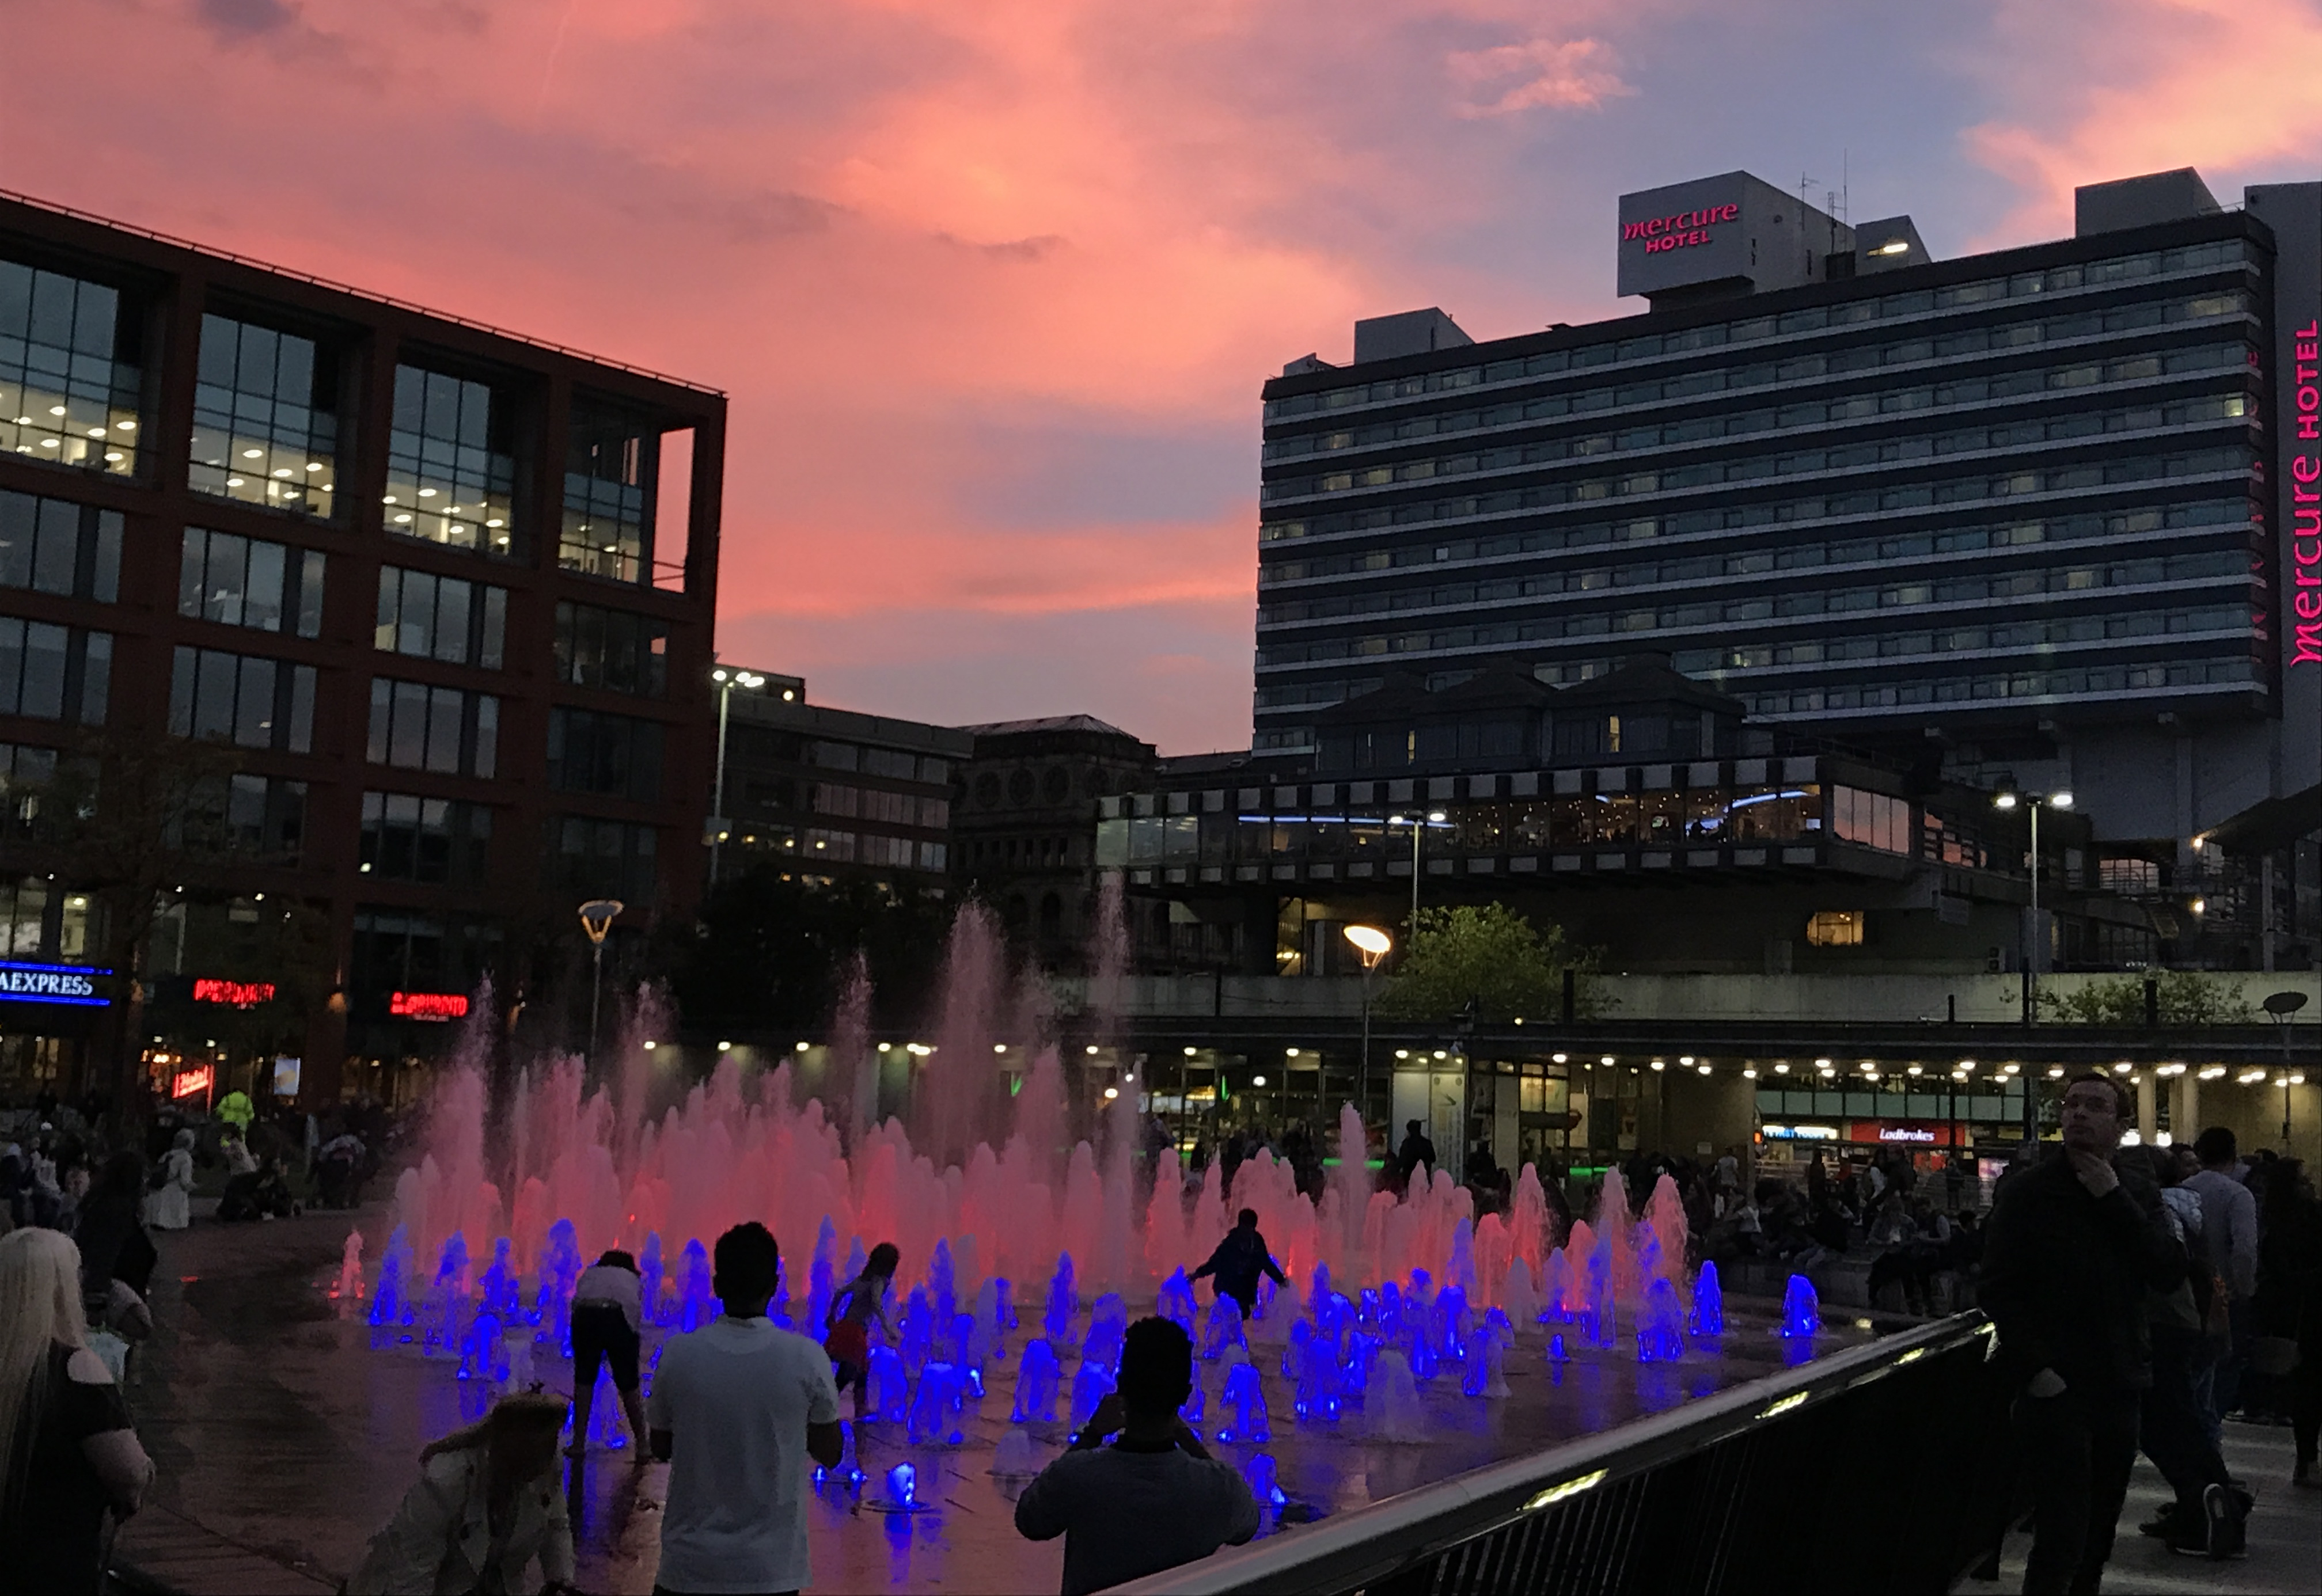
[347,1391,577,1595]
[0,1228,154,1595]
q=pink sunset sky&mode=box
[7,0,2317,752]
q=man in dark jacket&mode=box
[1982,1074,2188,1593]
[1189,1209,1289,1318]
[1395,1120,1437,1184]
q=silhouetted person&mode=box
[1396,1120,1436,1182]
[1015,1317,1259,1594]
[1982,1075,2188,1591]
[1189,1210,1288,1320]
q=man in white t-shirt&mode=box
[648,1222,843,1595]
[1015,1316,1261,1594]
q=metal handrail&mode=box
[0,185,725,398]
[1118,1309,1994,1594]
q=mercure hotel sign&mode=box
[1622,203,1740,254]
[2293,318,2321,666]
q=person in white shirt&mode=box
[348,1392,575,1596]
[1015,1316,1261,1595]
[648,1222,843,1596]
[570,1249,648,1459]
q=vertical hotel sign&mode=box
[2295,314,2321,664]
[2252,180,2322,798]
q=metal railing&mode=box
[1122,1311,2010,1596]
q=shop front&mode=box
[0,957,112,1103]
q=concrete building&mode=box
[1253,167,2321,967]
[0,189,723,1105]
[709,673,966,892]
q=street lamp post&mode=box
[708,668,767,884]
[1995,786,2071,1140]
[578,899,624,1059]
[1386,810,1449,930]
[1344,924,1393,1122]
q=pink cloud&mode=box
[1446,36,1636,117]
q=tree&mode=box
[661,867,957,1034]
[1375,903,1606,1023]
[2039,970,2256,1026]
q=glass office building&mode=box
[1253,169,2321,864]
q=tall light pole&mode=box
[1386,810,1449,930]
[579,899,623,1059]
[1995,786,2070,1140]
[708,668,766,884]
[1344,924,1392,1124]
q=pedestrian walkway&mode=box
[1956,1420,2319,1595]
[109,1502,337,1595]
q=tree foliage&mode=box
[2038,970,2256,1026]
[1375,902,1606,1023]
[661,867,957,1032]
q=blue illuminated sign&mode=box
[0,960,111,1007]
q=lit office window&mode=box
[375,567,505,667]
[166,646,314,751]
[0,261,142,474]
[189,315,337,516]
[562,402,652,583]
[0,491,121,602]
[385,366,517,556]
[1805,910,1864,947]
[179,529,324,637]
[366,679,499,778]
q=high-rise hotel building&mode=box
[1254,169,2320,862]
[0,191,723,1103]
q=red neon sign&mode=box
[170,1065,214,1100]
[390,990,469,1021]
[193,978,275,1008]
[2291,320,2320,666]
[1621,202,1739,254]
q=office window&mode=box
[562,400,655,583]
[1805,910,1865,947]
[167,646,314,751]
[366,679,499,777]
[385,366,518,556]
[173,774,306,863]
[359,792,492,884]
[543,816,658,902]
[0,491,121,601]
[179,529,324,637]
[375,567,506,667]
[552,602,667,695]
[545,707,663,801]
[0,260,142,474]
[189,314,337,516]
[0,743,60,841]
[0,621,111,725]
[349,908,500,1016]
[803,827,856,862]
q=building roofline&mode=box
[0,185,725,399]
[1262,206,2266,401]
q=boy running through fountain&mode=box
[1189,1210,1289,1321]
[1015,1317,1261,1594]
[825,1241,900,1420]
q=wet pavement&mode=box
[121,1204,1877,1594]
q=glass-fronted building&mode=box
[1253,169,2321,890]
[0,191,726,1105]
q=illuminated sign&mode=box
[170,1065,214,1100]
[272,1055,302,1096]
[1761,1123,1839,1141]
[1879,1127,1938,1143]
[390,990,469,1021]
[1621,202,1739,254]
[2293,318,2320,666]
[0,960,109,1007]
[193,978,275,1008]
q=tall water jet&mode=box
[1594,1167,1636,1308]
[1364,1348,1426,1441]
[1636,1278,1684,1363]
[335,1230,366,1318]
[832,952,877,1148]
[1692,1263,1725,1336]
[1011,1339,1061,1422]
[921,902,1011,1170]
[1216,1362,1270,1443]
